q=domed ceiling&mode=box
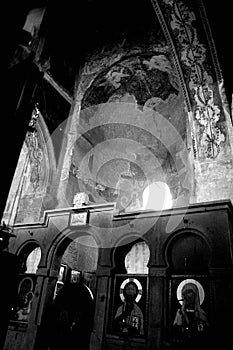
[70,52,192,211]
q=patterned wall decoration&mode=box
[150,0,228,160]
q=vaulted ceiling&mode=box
[43,0,233,104]
[2,0,232,219]
[7,0,232,102]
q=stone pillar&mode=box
[90,248,112,350]
[0,251,20,350]
[209,268,233,349]
[147,267,166,350]
[56,99,81,209]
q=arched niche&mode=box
[49,231,99,299]
[164,231,211,274]
[164,231,212,343]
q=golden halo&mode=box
[119,277,142,303]
[176,278,205,305]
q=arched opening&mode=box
[48,234,98,350]
[54,235,98,298]
[49,282,94,350]
[17,242,42,274]
[25,246,42,274]
[125,241,150,274]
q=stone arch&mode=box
[34,111,57,209]
[45,227,100,280]
[163,229,211,274]
[46,229,97,350]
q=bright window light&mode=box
[26,247,41,273]
[142,181,173,210]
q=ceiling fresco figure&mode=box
[68,52,192,211]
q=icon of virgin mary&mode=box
[173,279,209,343]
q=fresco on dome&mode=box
[70,53,192,211]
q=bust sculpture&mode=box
[73,192,89,208]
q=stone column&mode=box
[147,267,167,350]
[90,248,112,350]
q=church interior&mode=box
[2,1,233,349]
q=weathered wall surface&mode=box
[3,109,56,225]
[4,0,233,228]
[56,0,233,211]
[57,23,194,212]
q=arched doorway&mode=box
[49,282,94,350]
[48,234,98,350]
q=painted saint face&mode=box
[183,289,195,309]
[124,283,137,302]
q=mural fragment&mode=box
[68,53,192,211]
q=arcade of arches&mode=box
[2,1,233,350]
